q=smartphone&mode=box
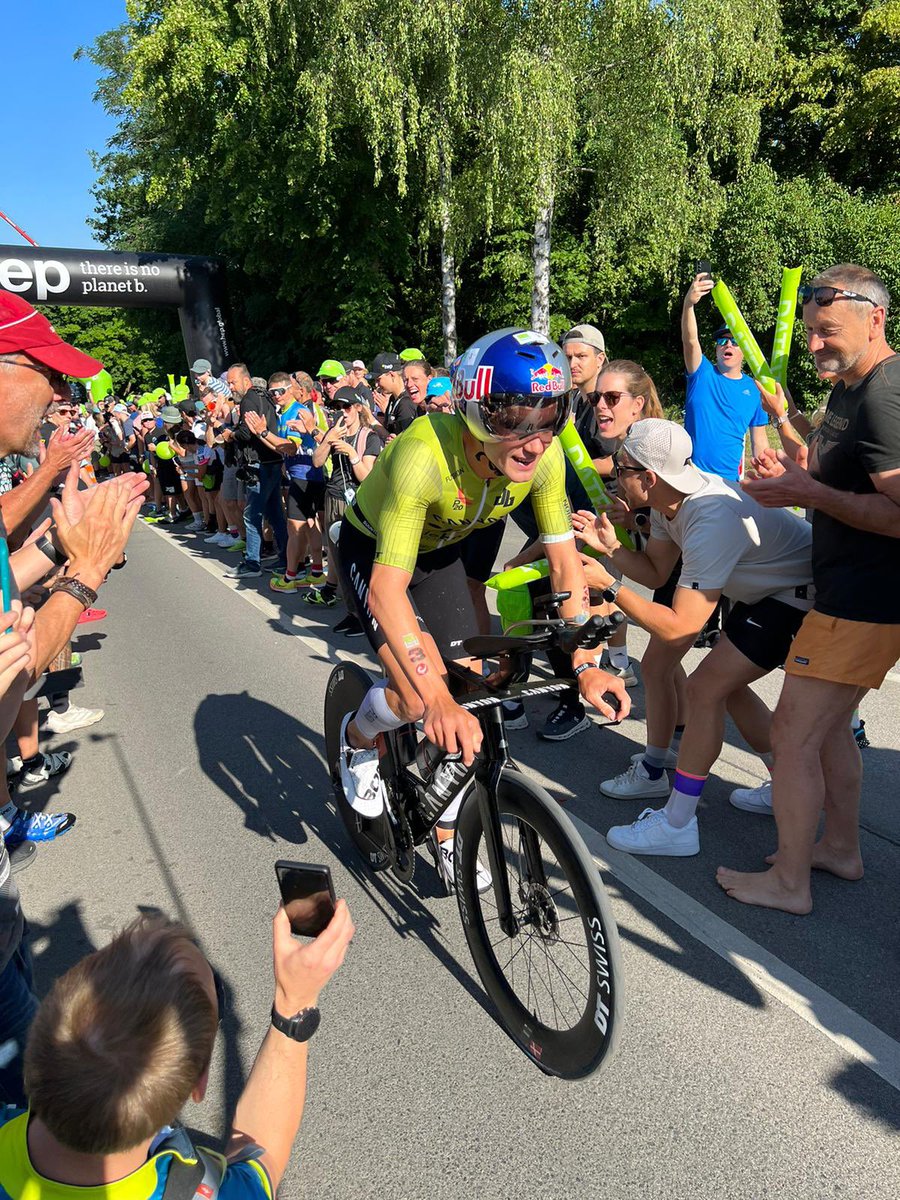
[275,861,336,938]
[695,259,713,281]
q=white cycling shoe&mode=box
[438,836,492,893]
[339,713,386,819]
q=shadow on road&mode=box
[193,692,498,1048]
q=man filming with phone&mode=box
[682,266,770,481]
[0,898,354,1196]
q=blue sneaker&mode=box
[4,809,76,845]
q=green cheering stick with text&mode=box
[711,281,777,391]
[769,267,802,389]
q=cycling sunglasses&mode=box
[798,285,878,309]
[479,392,572,440]
[714,336,738,347]
[587,390,633,407]
[268,387,289,398]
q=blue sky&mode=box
[2,2,124,251]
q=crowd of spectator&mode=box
[0,258,897,1190]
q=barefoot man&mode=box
[718,264,900,914]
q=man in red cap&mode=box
[0,290,147,1107]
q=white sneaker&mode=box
[204,531,225,544]
[729,780,773,815]
[630,748,679,770]
[606,807,699,856]
[438,836,492,893]
[46,706,104,735]
[189,516,205,531]
[600,759,670,800]
[217,533,237,548]
[603,657,639,687]
[338,713,385,819]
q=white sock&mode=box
[608,645,629,671]
[0,801,17,832]
[354,681,407,740]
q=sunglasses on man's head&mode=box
[798,285,878,309]
[587,390,632,407]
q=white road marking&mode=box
[574,814,900,1094]
[141,519,900,1094]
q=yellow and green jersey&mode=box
[346,413,572,574]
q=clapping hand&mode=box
[44,425,96,476]
[742,447,814,508]
[572,510,621,556]
[0,602,36,695]
[244,411,268,438]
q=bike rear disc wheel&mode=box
[455,770,623,1079]
[324,661,391,873]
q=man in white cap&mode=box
[347,359,375,407]
[573,418,815,856]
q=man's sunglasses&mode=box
[587,390,632,407]
[612,454,646,477]
[798,285,878,309]
[268,387,288,398]
[714,336,738,347]
[1,359,66,387]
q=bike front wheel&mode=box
[455,770,623,1079]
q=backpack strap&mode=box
[355,426,370,461]
[156,1126,227,1200]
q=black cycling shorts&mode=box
[288,479,325,520]
[459,521,505,584]
[337,517,479,662]
[724,596,808,671]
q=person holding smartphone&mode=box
[2,897,354,1196]
[681,266,770,481]
[304,387,382,613]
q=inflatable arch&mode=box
[0,245,236,377]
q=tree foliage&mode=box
[77,0,900,406]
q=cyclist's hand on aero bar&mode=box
[423,694,483,766]
[577,668,631,724]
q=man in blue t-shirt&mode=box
[681,272,769,480]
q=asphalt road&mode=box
[18,519,900,1198]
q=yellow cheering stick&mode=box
[770,267,802,389]
[711,281,777,391]
[487,420,632,592]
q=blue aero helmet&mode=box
[452,328,572,443]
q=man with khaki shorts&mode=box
[718,263,900,914]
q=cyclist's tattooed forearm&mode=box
[403,632,429,675]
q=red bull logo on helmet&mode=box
[530,363,566,394]
[453,363,494,402]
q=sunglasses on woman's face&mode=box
[588,390,632,407]
[798,285,877,309]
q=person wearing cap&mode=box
[144,405,187,522]
[190,357,229,400]
[306,387,382,625]
[315,359,349,410]
[369,353,416,436]
[573,418,814,857]
[681,271,770,481]
[347,359,375,407]
[0,290,147,1101]
[424,376,454,413]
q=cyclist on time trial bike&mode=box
[334,328,632,875]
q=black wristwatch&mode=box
[270,1005,321,1042]
[601,579,622,604]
